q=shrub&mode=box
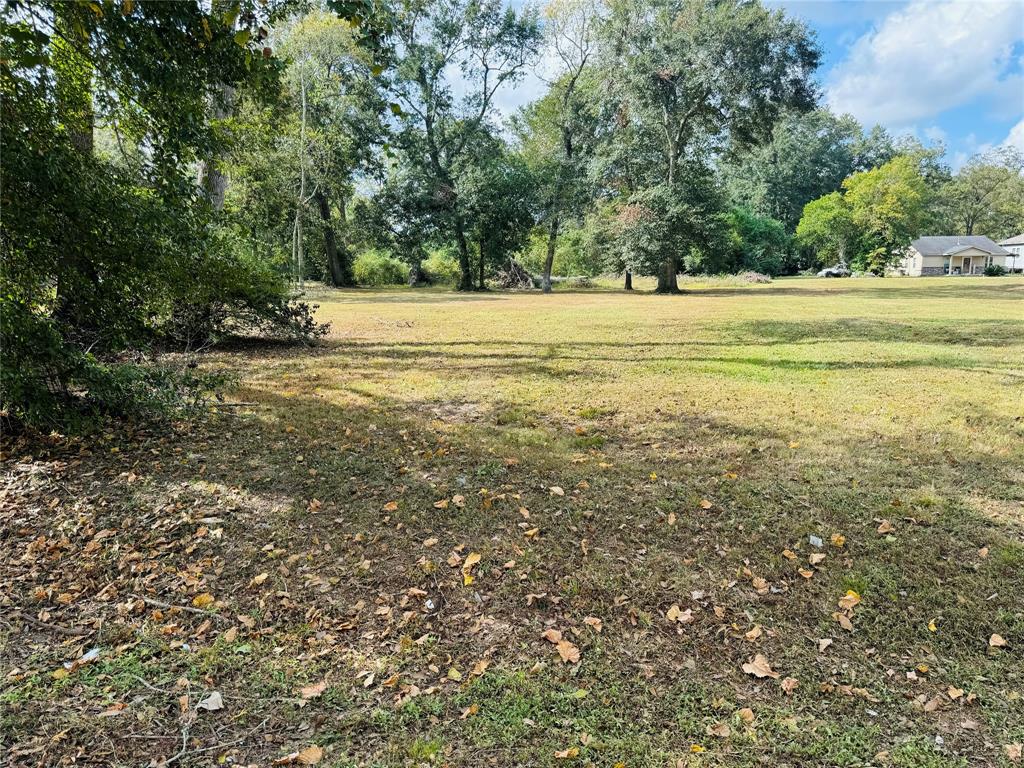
[984,264,1007,276]
[421,250,461,285]
[353,250,409,286]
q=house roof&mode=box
[999,234,1024,246]
[911,236,1009,257]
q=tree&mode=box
[515,0,599,292]
[459,136,538,287]
[1,1,324,429]
[795,192,855,267]
[278,11,388,286]
[721,109,866,232]
[598,0,819,291]
[388,0,541,290]
[725,207,790,275]
[843,155,930,272]
[939,147,1024,240]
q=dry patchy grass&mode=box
[2,276,1023,767]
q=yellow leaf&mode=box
[690,744,706,753]
[192,593,215,609]
[382,501,398,512]
[553,747,579,758]
[927,618,937,632]
[830,533,846,548]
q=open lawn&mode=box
[3,277,1023,767]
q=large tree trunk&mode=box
[197,81,234,210]
[542,215,559,293]
[655,256,679,293]
[317,190,352,286]
[624,270,633,290]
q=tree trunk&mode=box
[317,190,351,286]
[655,256,679,293]
[542,215,559,293]
[478,238,486,290]
[197,82,234,210]
[455,220,474,291]
[624,270,633,290]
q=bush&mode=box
[353,250,409,286]
[421,250,461,284]
[984,264,1007,276]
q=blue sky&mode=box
[499,0,1024,169]
[774,0,1024,168]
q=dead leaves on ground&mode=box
[541,628,581,664]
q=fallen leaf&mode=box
[197,691,224,711]
[838,590,861,611]
[542,629,563,644]
[809,553,826,565]
[583,616,603,632]
[742,654,780,679]
[798,568,814,579]
[737,707,755,724]
[192,593,215,608]
[300,680,327,700]
[699,499,713,510]
[667,512,677,526]
[780,677,799,695]
[830,533,846,547]
[422,537,438,548]
[707,721,731,738]
[876,519,894,534]
[745,624,763,641]
[251,573,269,587]
[782,549,797,560]
[460,703,479,719]
[818,638,833,652]
[947,686,964,700]
[1004,744,1022,763]
[989,633,1007,648]
[928,618,937,632]
[222,626,238,643]
[462,552,482,585]
[554,747,579,758]
[834,612,854,631]
[382,501,398,512]
[556,640,581,664]
[549,486,565,496]
[433,499,449,509]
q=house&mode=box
[896,236,1009,276]
[999,234,1024,273]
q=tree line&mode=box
[2,0,1022,429]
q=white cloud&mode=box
[826,0,1024,127]
[1004,117,1024,152]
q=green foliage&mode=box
[725,207,791,275]
[796,192,856,267]
[797,154,932,273]
[353,250,409,285]
[421,250,462,285]
[844,155,931,272]
[983,264,1008,277]
[938,147,1024,240]
[0,0,326,431]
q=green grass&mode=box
[2,276,1022,767]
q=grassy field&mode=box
[3,276,1023,767]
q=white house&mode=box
[999,234,1024,273]
[896,236,1010,276]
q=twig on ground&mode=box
[16,610,93,637]
[130,594,229,624]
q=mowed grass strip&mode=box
[2,277,1022,767]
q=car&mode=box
[817,264,851,278]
